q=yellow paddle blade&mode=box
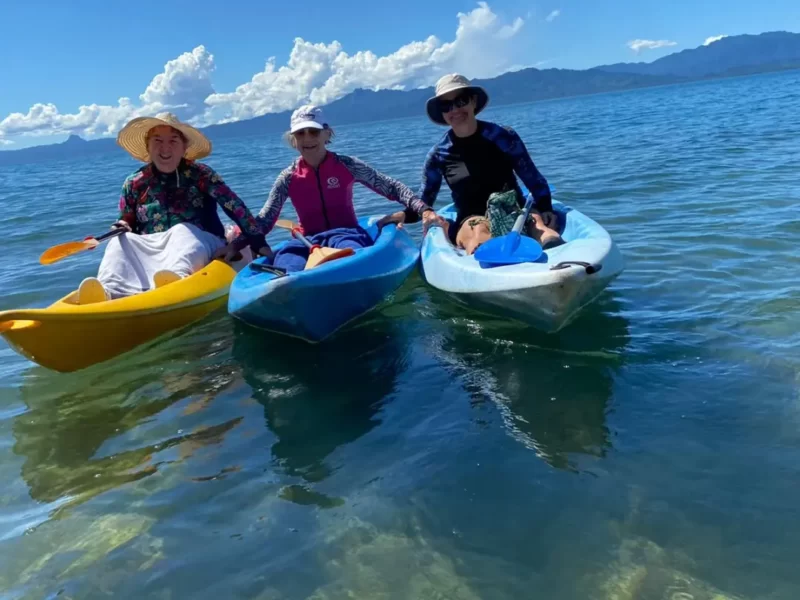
[304,247,355,270]
[275,219,297,230]
[39,239,100,265]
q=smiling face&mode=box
[292,127,331,165]
[146,125,187,173]
[439,90,477,134]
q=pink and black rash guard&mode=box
[249,152,431,237]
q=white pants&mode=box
[97,223,226,298]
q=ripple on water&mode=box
[0,70,799,599]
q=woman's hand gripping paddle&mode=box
[39,227,127,265]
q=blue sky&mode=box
[1,0,797,149]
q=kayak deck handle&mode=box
[250,263,288,278]
[549,261,602,275]
[0,317,42,333]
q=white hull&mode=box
[420,199,625,332]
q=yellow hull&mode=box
[0,260,240,373]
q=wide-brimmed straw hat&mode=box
[426,73,489,126]
[117,112,212,162]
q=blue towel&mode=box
[272,226,373,273]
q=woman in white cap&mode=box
[390,73,562,254]
[224,104,442,273]
[77,112,265,303]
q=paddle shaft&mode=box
[92,227,128,243]
[512,194,536,234]
[275,219,321,250]
[290,228,318,250]
[39,226,128,265]
[499,194,536,253]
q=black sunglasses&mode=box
[438,92,473,113]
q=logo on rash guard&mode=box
[327,177,340,189]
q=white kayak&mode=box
[420,195,624,332]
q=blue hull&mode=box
[228,217,419,342]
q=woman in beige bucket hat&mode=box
[389,73,562,255]
[76,112,265,304]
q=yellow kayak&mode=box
[0,259,240,373]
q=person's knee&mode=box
[324,228,373,251]
[337,238,371,251]
[273,256,305,273]
[273,246,309,273]
[171,222,201,236]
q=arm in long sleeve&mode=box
[231,166,293,249]
[404,146,443,224]
[338,154,431,215]
[500,126,553,213]
[117,177,139,233]
[202,166,267,250]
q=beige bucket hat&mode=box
[117,112,212,162]
[426,73,489,125]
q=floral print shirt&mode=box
[118,159,264,245]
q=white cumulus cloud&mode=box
[545,10,560,22]
[704,34,728,46]
[0,46,216,142]
[0,2,528,146]
[205,1,527,124]
[139,45,216,119]
[627,39,678,54]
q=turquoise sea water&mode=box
[1,70,799,599]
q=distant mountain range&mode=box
[594,31,800,78]
[2,31,799,166]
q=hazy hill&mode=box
[2,31,798,166]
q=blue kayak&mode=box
[228,217,419,342]
[420,194,624,332]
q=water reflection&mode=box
[11,315,243,510]
[432,292,630,471]
[232,313,409,489]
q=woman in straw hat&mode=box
[77,112,265,304]
[223,104,442,273]
[385,73,563,255]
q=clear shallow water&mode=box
[1,70,799,599]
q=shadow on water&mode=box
[430,290,631,472]
[231,311,411,494]
[10,312,244,511]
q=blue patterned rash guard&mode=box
[407,120,553,226]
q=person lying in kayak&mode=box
[222,105,442,272]
[384,73,563,254]
[77,112,265,304]
[455,189,564,255]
